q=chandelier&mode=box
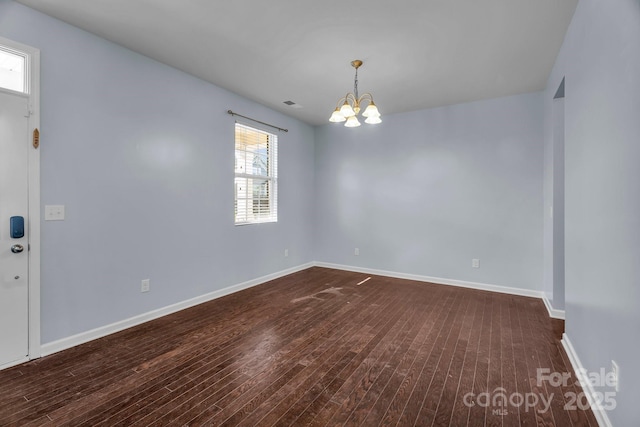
[329,60,381,127]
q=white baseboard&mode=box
[41,262,314,357]
[561,333,612,427]
[0,356,30,371]
[542,296,566,319]
[314,261,544,299]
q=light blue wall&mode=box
[0,1,316,344]
[545,0,640,423]
[314,93,544,291]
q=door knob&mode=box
[11,244,24,254]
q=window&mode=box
[0,46,27,93]
[234,123,278,224]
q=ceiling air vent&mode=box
[283,100,303,109]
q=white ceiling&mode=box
[17,0,578,126]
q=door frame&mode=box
[0,36,41,365]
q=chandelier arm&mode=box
[357,93,374,105]
[334,93,357,109]
[345,93,357,105]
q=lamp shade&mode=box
[362,103,380,118]
[329,109,346,122]
[364,115,382,124]
[345,116,361,127]
[340,102,356,118]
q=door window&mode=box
[0,47,27,93]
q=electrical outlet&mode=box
[472,259,480,268]
[141,279,150,293]
[284,249,289,257]
[612,360,619,392]
[354,248,360,256]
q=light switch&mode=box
[45,205,65,221]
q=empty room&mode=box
[0,0,637,426]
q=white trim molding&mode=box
[542,296,565,319]
[314,261,544,299]
[561,334,613,427]
[41,262,314,357]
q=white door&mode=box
[0,89,30,366]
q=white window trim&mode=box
[234,122,278,225]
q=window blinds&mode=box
[234,123,278,224]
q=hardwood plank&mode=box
[375,288,466,426]
[357,286,450,426]
[394,289,471,426]
[125,278,356,426]
[517,298,557,427]
[257,282,411,427]
[444,289,486,427]
[498,295,519,427]
[2,269,328,424]
[412,291,474,426]
[196,274,393,425]
[245,278,404,427]
[466,293,493,427]
[484,294,503,427]
[327,292,423,425]
[0,267,599,426]
[430,290,480,426]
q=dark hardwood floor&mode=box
[0,267,597,426]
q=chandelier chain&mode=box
[354,67,359,99]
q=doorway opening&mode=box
[552,77,565,311]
